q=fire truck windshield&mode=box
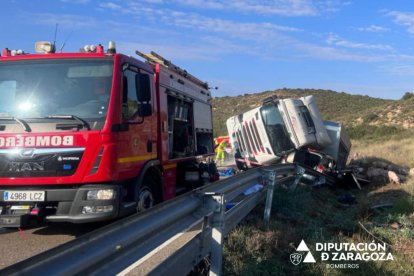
[0,59,113,124]
[260,104,294,156]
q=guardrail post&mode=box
[205,192,225,276]
[262,169,277,226]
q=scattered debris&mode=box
[243,184,264,196]
[388,171,401,185]
[226,203,236,210]
[218,167,235,177]
[337,194,356,206]
[371,203,393,210]
[367,191,377,197]
[366,168,388,184]
[389,222,400,230]
[349,158,410,185]
[373,161,388,169]
[388,164,409,175]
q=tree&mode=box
[401,92,414,100]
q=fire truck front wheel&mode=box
[136,172,161,212]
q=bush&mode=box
[401,92,414,101]
[364,113,379,123]
[348,124,406,140]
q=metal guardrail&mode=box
[1,163,317,276]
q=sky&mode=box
[1,1,414,100]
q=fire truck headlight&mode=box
[18,102,36,111]
[82,205,114,214]
[87,189,115,200]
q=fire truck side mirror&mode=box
[136,74,151,102]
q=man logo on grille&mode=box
[19,148,35,158]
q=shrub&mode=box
[347,124,406,140]
[401,92,414,101]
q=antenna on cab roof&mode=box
[53,24,58,52]
[54,24,58,45]
[60,29,74,53]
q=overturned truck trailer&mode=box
[226,95,351,171]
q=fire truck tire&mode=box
[136,171,161,212]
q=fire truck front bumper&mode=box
[0,184,122,226]
[46,184,121,223]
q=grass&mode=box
[351,138,414,167]
[223,137,414,275]
[347,125,411,141]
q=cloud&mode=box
[378,64,414,77]
[118,34,269,62]
[357,25,389,33]
[143,0,164,3]
[296,42,386,62]
[97,2,394,62]
[62,0,349,17]
[168,14,302,42]
[173,0,319,16]
[99,2,302,39]
[386,11,414,34]
[22,12,99,28]
[99,2,122,11]
[40,1,399,64]
[326,33,393,51]
[389,54,414,61]
[60,0,90,4]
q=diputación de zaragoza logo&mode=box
[290,240,394,269]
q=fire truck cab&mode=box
[0,42,216,227]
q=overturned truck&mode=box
[226,95,352,178]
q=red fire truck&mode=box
[0,41,217,227]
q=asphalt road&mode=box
[0,222,105,270]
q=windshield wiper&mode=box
[0,117,32,132]
[46,115,91,130]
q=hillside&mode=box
[212,89,414,139]
[217,89,414,275]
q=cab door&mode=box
[116,64,157,178]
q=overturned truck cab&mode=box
[226,95,351,175]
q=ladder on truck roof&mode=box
[135,50,209,90]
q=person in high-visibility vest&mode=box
[216,140,230,165]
